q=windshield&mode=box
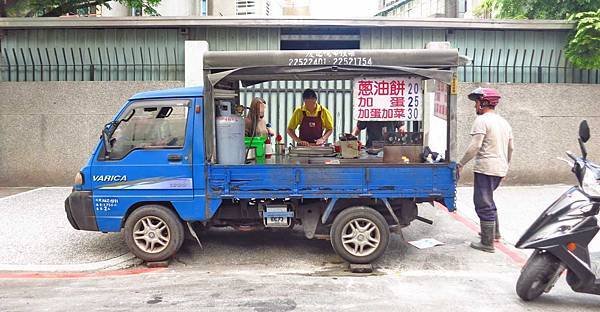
[103,99,190,160]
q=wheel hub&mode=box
[132,216,170,254]
[341,218,381,257]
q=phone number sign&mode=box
[353,77,422,121]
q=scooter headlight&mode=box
[581,168,600,198]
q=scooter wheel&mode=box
[516,252,561,301]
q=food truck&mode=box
[65,43,462,264]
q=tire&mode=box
[123,205,185,262]
[516,252,561,301]
[330,206,390,264]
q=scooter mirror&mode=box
[579,120,590,143]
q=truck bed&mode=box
[207,162,456,211]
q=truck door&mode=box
[90,98,194,232]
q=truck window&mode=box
[106,99,189,160]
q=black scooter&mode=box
[516,120,600,301]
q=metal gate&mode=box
[240,79,424,146]
[240,80,355,146]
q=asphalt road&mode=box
[2,266,600,312]
[0,186,599,311]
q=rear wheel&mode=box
[330,206,390,264]
[516,252,561,301]
[124,205,185,262]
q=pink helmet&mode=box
[468,87,501,106]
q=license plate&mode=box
[263,206,293,227]
[267,217,288,227]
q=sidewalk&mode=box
[457,184,600,252]
[0,187,138,272]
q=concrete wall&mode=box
[457,83,600,185]
[0,82,183,186]
[209,0,236,16]
[379,0,451,18]
[154,0,198,16]
[209,0,282,16]
[0,81,598,186]
[101,1,130,17]
[102,0,203,16]
[463,0,484,18]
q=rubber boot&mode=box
[479,216,501,241]
[471,221,495,253]
[495,217,501,240]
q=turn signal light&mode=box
[566,242,577,251]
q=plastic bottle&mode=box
[275,133,284,156]
[265,136,273,159]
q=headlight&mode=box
[581,168,600,197]
[74,172,84,185]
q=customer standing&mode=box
[245,97,274,137]
[457,87,514,253]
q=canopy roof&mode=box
[204,48,467,86]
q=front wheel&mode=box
[123,205,185,262]
[516,252,561,301]
[330,206,390,264]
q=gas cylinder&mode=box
[216,100,245,164]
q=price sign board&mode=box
[434,82,448,121]
[353,77,423,121]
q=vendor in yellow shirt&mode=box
[286,89,334,146]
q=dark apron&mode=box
[299,111,323,143]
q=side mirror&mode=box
[579,120,590,143]
[102,121,118,156]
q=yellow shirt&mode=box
[287,103,334,130]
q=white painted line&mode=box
[0,253,141,273]
[0,187,72,202]
[41,186,72,189]
[0,187,47,201]
[391,270,516,278]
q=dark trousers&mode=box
[474,172,503,222]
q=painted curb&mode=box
[434,202,527,266]
[0,253,141,273]
[0,267,165,279]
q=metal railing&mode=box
[240,80,355,145]
[1,47,183,81]
[1,46,598,84]
[459,47,599,84]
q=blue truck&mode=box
[65,45,460,264]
